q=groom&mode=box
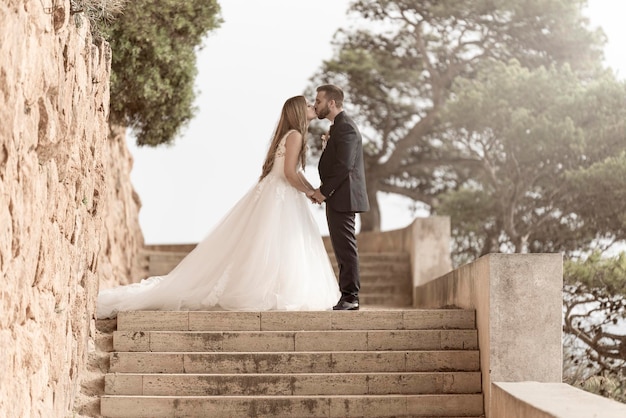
[312,84,370,311]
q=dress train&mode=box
[97,133,340,318]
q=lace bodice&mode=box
[274,136,287,160]
[269,131,293,177]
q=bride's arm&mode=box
[284,131,315,196]
[297,171,314,190]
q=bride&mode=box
[97,95,341,319]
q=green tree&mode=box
[308,0,604,231]
[307,1,626,402]
[434,60,626,264]
[97,0,222,146]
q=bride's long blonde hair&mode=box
[259,95,309,181]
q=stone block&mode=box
[405,350,480,372]
[492,382,626,418]
[367,330,441,350]
[113,331,150,352]
[331,351,406,372]
[405,393,483,416]
[331,310,404,330]
[403,309,475,329]
[150,332,223,352]
[295,330,367,351]
[109,352,184,373]
[260,311,331,331]
[117,311,188,331]
[105,374,143,396]
[221,331,295,352]
[329,395,408,417]
[189,311,261,331]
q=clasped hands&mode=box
[306,188,326,205]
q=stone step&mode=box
[145,251,411,277]
[328,252,410,262]
[143,249,414,308]
[143,244,198,253]
[110,350,480,374]
[329,256,411,266]
[105,371,482,396]
[147,256,410,270]
[113,329,478,353]
[101,309,483,417]
[331,262,410,273]
[147,260,411,281]
[360,281,412,293]
[353,295,413,307]
[336,271,410,281]
[143,250,410,262]
[360,292,412,303]
[115,309,475,331]
[147,262,411,278]
[100,393,484,417]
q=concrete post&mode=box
[407,217,452,290]
[413,253,563,417]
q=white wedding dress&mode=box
[97,132,340,319]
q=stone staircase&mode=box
[142,247,413,308]
[100,309,483,418]
[96,246,483,417]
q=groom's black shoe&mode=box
[333,298,359,311]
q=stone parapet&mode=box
[413,253,564,417]
[492,382,626,417]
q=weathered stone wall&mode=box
[0,1,143,417]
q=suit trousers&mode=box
[326,204,360,301]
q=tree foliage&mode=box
[440,61,626,398]
[563,252,626,403]
[308,0,604,231]
[96,0,222,146]
[309,3,626,400]
[434,60,626,264]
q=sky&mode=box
[126,0,626,245]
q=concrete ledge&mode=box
[492,382,626,418]
[413,253,564,417]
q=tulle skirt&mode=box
[96,172,340,319]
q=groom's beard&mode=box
[316,104,330,120]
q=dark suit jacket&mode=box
[318,111,370,213]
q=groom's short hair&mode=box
[317,84,344,108]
